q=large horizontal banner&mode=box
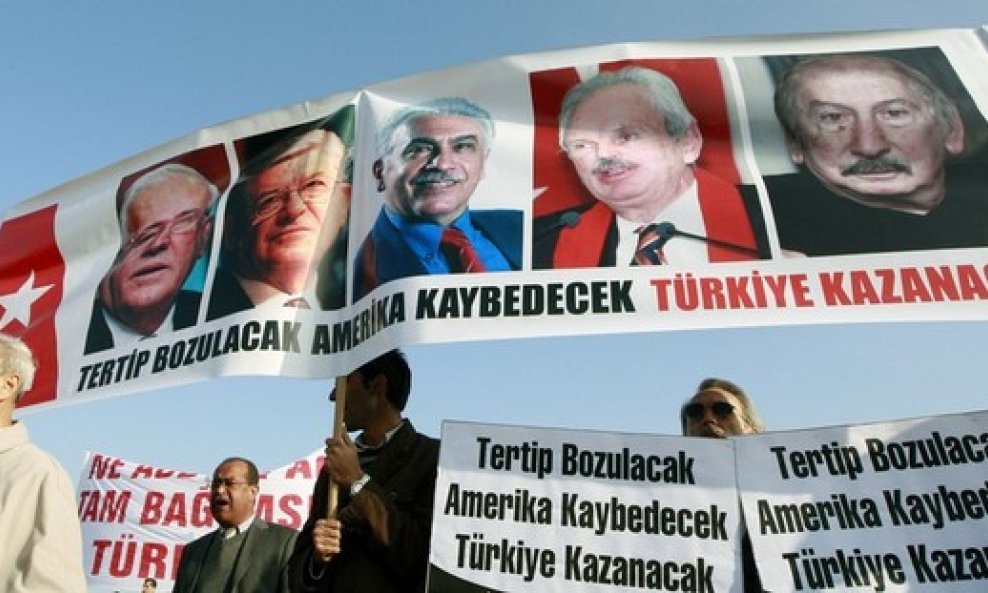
[737,410,988,592]
[3,27,988,407]
[77,450,321,593]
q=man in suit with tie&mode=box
[173,457,297,593]
[533,66,763,268]
[352,97,522,301]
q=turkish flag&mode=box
[0,205,65,407]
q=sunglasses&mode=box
[684,401,735,420]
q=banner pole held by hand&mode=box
[326,375,346,519]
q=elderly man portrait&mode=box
[766,52,988,256]
[173,457,297,593]
[85,162,218,354]
[207,108,353,318]
[0,333,87,592]
[352,97,522,301]
[533,66,764,268]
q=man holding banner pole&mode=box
[681,377,765,592]
[290,349,440,592]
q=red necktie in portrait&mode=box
[439,227,487,273]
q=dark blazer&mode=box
[289,421,440,593]
[205,265,255,321]
[173,517,298,593]
[352,208,522,301]
[83,290,201,355]
[766,164,988,256]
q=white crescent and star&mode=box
[0,271,54,331]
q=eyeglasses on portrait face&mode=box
[124,209,205,253]
[684,401,735,420]
[250,180,334,222]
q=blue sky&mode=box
[2,2,988,481]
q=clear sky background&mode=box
[2,2,987,482]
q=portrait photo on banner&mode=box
[530,57,771,271]
[84,144,230,356]
[349,92,525,303]
[206,106,355,320]
[737,46,988,258]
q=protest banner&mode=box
[736,409,988,591]
[77,450,322,592]
[2,27,987,409]
[428,421,743,592]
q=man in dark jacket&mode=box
[290,349,440,592]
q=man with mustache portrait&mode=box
[767,53,988,256]
[533,66,763,268]
[352,97,522,301]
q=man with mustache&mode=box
[768,53,988,256]
[680,378,765,592]
[533,66,762,268]
[173,457,297,593]
[352,97,521,301]
[85,163,217,354]
[208,109,353,318]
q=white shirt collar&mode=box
[614,180,710,265]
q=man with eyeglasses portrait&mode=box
[207,107,354,319]
[173,457,297,593]
[84,163,217,354]
[680,378,765,592]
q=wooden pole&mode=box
[325,375,347,519]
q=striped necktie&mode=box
[631,223,667,265]
[439,227,487,273]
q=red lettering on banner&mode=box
[90,536,183,580]
[132,464,199,479]
[285,458,314,479]
[140,491,212,527]
[648,272,814,311]
[282,456,325,478]
[79,490,131,523]
[819,265,988,306]
[254,493,310,530]
[0,205,65,407]
[88,454,125,479]
[958,264,988,299]
[279,494,304,529]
